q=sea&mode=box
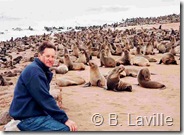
[0,4,180,42]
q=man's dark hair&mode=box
[38,42,56,54]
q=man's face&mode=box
[38,48,56,68]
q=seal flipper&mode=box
[83,82,92,87]
[97,80,103,87]
[159,85,166,90]
[158,59,162,64]
[171,60,177,65]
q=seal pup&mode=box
[158,53,177,65]
[84,61,106,87]
[137,68,165,89]
[106,66,132,92]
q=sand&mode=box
[0,22,180,131]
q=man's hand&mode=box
[65,119,77,131]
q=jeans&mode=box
[17,115,70,131]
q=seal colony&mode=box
[0,14,180,131]
[0,14,180,91]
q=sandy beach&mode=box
[0,22,180,131]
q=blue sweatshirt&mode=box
[9,58,68,124]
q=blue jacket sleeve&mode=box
[25,72,68,124]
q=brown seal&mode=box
[137,68,165,89]
[100,49,116,67]
[106,66,132,92]
[50,64,68,74]
[144,42,154,55]
[157,44,167,54]
[13,56,23,65]
[159,53,177,65]
[63,54,85,70]
[118,49,131,65]
[3,71,17,77]
[114,43,122,56]
[0,75,13,86]
[169,46,176,56]
[71,43,80,58]
[131,56,150,66]
[75,50,87,64]
[56,75,85,87]
[84,61,106,87]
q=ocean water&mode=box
[0,4,180,41]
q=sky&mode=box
[0,0,180,21]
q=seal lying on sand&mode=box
[104,68,139,78]
[84,61,106,87]
[159,53,177,65]
[0,75,13,86]
[106,66,132,92]
[56,75,85,87]
[131,56,150,66]
[50,64,68,74]
[137,68,166,89]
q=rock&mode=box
[0,111,12,125]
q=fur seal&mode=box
[63,54,85,70]
[0,75,13,86]
[75,50,87,64]
[131,56,150,66]
[169,46,176,56]
[114,44,122,55]
[50,64,68,74]
[80,48,92,63]
[121,68,139,78]
[100,49,116,67]
[156,42,167,54]
[159,53,177,65]
[71,43,80,58]
[56,75,85,87]
[144,42,154,55]
[84,61,106,87]
[106,66,132,92]
[137,68,165,89]
[13,56,23,65]
[118,49,131,65]
[3,71,17,77]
